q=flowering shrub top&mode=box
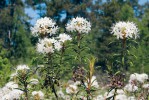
[16,65,30,75]
[16,65,30,71]
[36,38,62,54]
[66,17,91,34]
[31,17,59,37]
[111,21,139,39]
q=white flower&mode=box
[66,17,91,34]
[30,79,39,85]
[117,89,125,94]
[2,94,11,100]
[142,84,149,89]
[135,73,148,83]
[124,84,138,92]
[1,87,11,95]
[115,94,127,100]
[0,82,23,100]
[0,89,3,97]
[129,73,148,83]
[6,89,24,100]
[85,75,99,89]
[31,17,58,36]
[74,81,81,86]
[129,73,138,81]
[65,80,80,95]
[54,41,62,51]
[5,81,18,90]
[16,65,30,72]
[141,73,148,79]
[32,91,44,99]
[66,84,78,94]
[36,38,56,54]
[91,76,99,88]
[58,33,72,43]
[111,21,139,39]
[129,73,139,84]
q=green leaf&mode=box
[114,71,121,75]
[129,61,134,67]
[107,65,112,71]
[122,57,124,66]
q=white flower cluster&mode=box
[65,76,99,95]
[36,38,62,54]
[129,73,148,83]
[57,33,72,43]
[32,18,72,54]
[0,81,23,100]
[10,65,30,79]
[124,73,148,92]
[37,38,57,54]
[32,91,44,99]
[55,76,99,99]
[16,64,30,72]
[66,17,91,34]
[55,81,81,99]
[104,89,136,100]
[31,17,58,36]
[124,84,138,92]
[91,73,148,100]
[66,84,78,94]
[143,84,149,89]
[91,89,137,100]
[59,76,99,99]
[66,81,80,94]
[32,16,92,54]
[111,21,139,39]
[36,33,72,54]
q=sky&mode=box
[139,0,148,5]
[25,0,148,25]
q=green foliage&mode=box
[119,4,134,21]
[129,9,149,73]
[0,47,11,87]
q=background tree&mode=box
[0,0,36,86]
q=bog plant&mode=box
[0,17,148,100]
[105,21,140,99]
[0,64,43,100]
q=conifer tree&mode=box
[0,0,32,64]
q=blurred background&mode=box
[0,0,149,86]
